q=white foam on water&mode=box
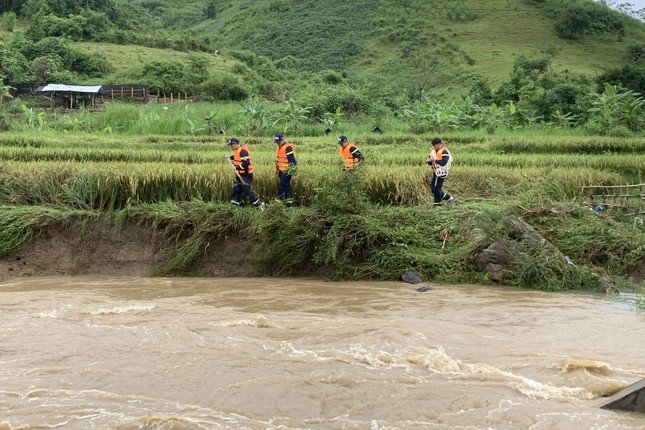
[33,310,59,319]
[85,303,156,316]
[220,315,271,328]
[285,343,595,402]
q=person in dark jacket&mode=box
[426,137,454,206]
[226,137,264,210]
[337,135,364,170]
[274,134,297,206]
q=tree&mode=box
[554,5,592,39]
[204,0,217,19]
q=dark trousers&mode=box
[231,174,259,203]
[276,171,292,201]
[431,173,451,205]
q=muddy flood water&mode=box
[0,277,643,429]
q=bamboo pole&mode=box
[581,183,645,191]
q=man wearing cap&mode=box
[426,137,454,206]
[337,135,364,170]
[274,134,297,206]
[225,137,264,210]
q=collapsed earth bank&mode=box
[1,202,642,293]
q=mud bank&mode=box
[1,202,643,292]
[0,220,253,283]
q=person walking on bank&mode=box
[427,137,454,206]
[274,134,297,206]
[337,135,364,170]
[225,137,265,210]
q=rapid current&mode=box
[0,277,643,429]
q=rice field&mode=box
[0,132,641,209]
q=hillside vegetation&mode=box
[0,0,643,96]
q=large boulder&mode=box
[400,269,423,284]
[475,242,514,282]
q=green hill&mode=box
[113,0,645,94]
[0,0,643,103]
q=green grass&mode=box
[70,42,233,85]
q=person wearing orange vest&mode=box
[226,137,264,210]
[337,135,364,170]
[426,137,454,206]
[274,134,297,206]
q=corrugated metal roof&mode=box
[40,84,102,93]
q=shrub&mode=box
[627,42,644,65]
[142,61,190,94]
[28,14,86,41]
[3,11,16,31]
[303,86,371,118]
[321,70,344,85]
[597,64,645,95]
[32,55,71,83]
[200,74,249,101]
[554,2,624,40]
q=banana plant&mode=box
[272,99,311,134]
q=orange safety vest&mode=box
[276,143,295,172]
[234,145,253,174]
[339,143,360,169]
[431,146,451,176]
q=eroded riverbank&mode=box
[1,276,643,429]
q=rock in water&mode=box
[400,270,423,284]
[600,378,645,413]
[415,285,434,292]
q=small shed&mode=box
[38,84,102,109]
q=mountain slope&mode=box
[158,0,644,90]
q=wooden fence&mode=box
[156,93,197,104]
[107,87,148,100]
[581,178,644,218]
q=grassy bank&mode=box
[1,197,643,293]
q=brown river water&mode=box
[0,276,643,430]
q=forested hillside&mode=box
[0,0,643,133]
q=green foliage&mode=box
[215,1,374,71]
[552,1,625,40]
[272,99,311,134]
[239,98,270,135]
[627,42,644,65]
[28,13,86,41]
[0,41,32,83]
[302,85,371,118]
[200,73,249,101]
[142,61,190,94]
[19,37,112,80]
[20,103,46,128]
[203,0,217,19]
[31,55,72,83]
[587,83,644,133]
[597,64,645,95]
[2,11,16,31]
